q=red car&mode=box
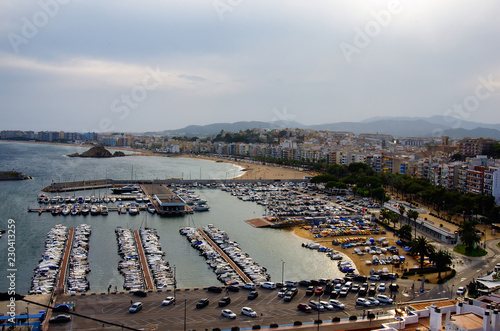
[315,287,324,295]
[297,303,312,313]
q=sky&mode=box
[1,0,500,133]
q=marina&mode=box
[66,224,91,293]
[0,142,346,295]
[138,228,175,289]
[115,227,146,291]
[30,225,69,295]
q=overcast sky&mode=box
[1,1,499,133]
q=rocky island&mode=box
[0,171,32,180]
[68,145,126,158]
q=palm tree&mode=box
[410,236,435,272]
[390,213,399,230]
[430,249,453,279]
[398,204,406,228]
[379,209,391,225]
[407,209,419,240]
[397,224,413,243]
[458,220,481,252]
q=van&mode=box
[260,281,276,289]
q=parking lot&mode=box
[50,280,404,330]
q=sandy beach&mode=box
[179,154,317,180]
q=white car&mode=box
[356,298,372,307]
[368,274,380,281]
[366,297,380,306]
[161,296,175,306]
[456,286,466,296]
[241,307,257,317]
[329,299,345,309]
[243,283,256,290]
[376,294,393,304]
[378,283,386,292]
[260,281,276,289]
[221,309,237,319]
[319,301,334,310]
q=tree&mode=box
[430,249,453,279]
[398,204,406,229]
[410,236,435,272]
[397,224,412,243]
[458,220,481,252]
[407,209,419,240]
[371,187,386,203]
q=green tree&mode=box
[458,220,481,252]
[398,204,406,229]
[397,224,413,243]
[410,236,436,272]
[406,209,419,240]
[371,187,386,203]
[430,249,453,279]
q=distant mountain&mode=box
[151,116,500,139]
[441,127,500,140]
[154,120,306,137]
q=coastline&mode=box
[1,140,315,180]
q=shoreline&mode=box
[1,140,315,180]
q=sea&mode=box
[0,142,345,294]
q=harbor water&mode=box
[0,142,346,294]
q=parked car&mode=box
[285,281,298,287]
[248,291,259,300]
[329,299,345,309]
[330,290,340,298]
[243,283,256,290]
[356,298,372,307]
[351,284,360,292]
[368,275,380,281]
[319,300,334,310]
[299,280,311,286]
[129,302,143,313]
[278,287,289,298]
[196,298,209,309]
[49,315,71,323]
[260,281,276,289]
[376,294,393,304]
[306,286,315,295]
[366,297,380,306]
[227,285,240,292]
[368,284,377,295]
[389,283,399,292]
[241,307,257,317]
[218,296,231,307]
[221,309,237,319]
[456,286,467,296]
[315,286,324,295]
[53,304,72,312]
[308,301,325,311]
[207,286,223,293]
[132,290,148,297]
[161,296,175,306]
[297,303,312,313]
[378,283,386,292]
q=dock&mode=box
[134,230,155,290]
[245,218,273,228]
[197,229,252,284]
[56,227,74,294]
[141,184,191,215]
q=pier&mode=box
[133,230,155,290]
[141,183,191,215]
[56,227,74,294]
[197,229,252,284]
[43,178,309,192]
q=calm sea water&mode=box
[0,142,345,294]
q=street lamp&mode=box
[281,260,285,286]
[173,265,177,304]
